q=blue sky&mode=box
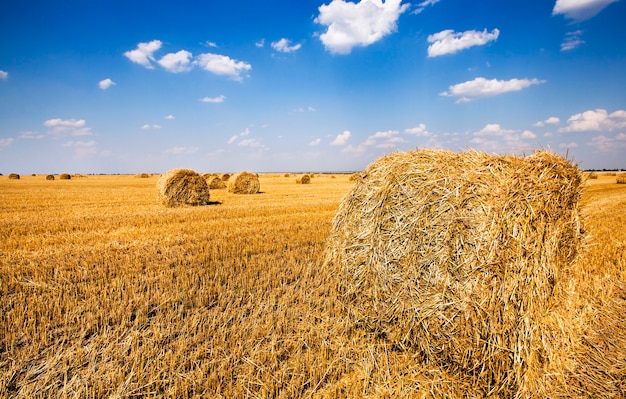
[1,0,625,173]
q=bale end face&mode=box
[157,168,210,207]
[228,171,260,194]
[324,149,585,395]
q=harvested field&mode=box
[0,168,624,398]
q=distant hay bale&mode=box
[157,168,210,207]
[617,176,626,184]
[324,149,584,396]
[296,174,311,184]
[207,176,227,189]
[587,172,598,179]
[59,173,71,180]
[604,172,617,176]
[284,173,290,177]
[8,173,20,180]
[220,173,231,181]
[135,173,150,178]
[45,174,55,180]
[228,171,260,194]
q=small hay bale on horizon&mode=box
[207,175,227,189]
[228,171,260,194]
[617,175,626,184]
[296,174,311,184]
[8,173,20,180]
[59,173,71,180]
[135,173,150,178]
[45,174,55,180]
[324,149,585,397]
[157,168,210,207]
[587,172,598,179]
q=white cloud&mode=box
[18,131,44,140]
[205,41,218,48]
[0,70,8,80]
[124,40,162,69]
[315,0,410,54]
[342,129,404,153]
[475,123,516,137]
[0,138,14,149]
[561,30,585,51]
[238,138,265,148]
[534,116,561,127]
[404,123,431,136]
[559,109,626,133]
[98,78,116,90]
[63,140,98,157]
[427,28,499,57]
[141,124,161,130]
[552,0,620,21]
[471,124,538,152]
[521,130,537,139]
[44,118,92,136]
[412,0,441,14]
[559,141,579,149]
[256,39,265,48]
[228,128,252,145]
[271,38,302,53]
[227,135,238,144]
[331,130,351,145]
[164,146,199,155]
[309,138,322,146]
[194,53,251,81]
[440,77,545,103]
[200,95,226,103]
[165,115,175,120]
[158,50,193,73]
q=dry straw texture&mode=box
[45,174,55,180]
[8,173,20,180]
[207,175,227,189]
[220,173,231,181]
[324,149,585,396]
[296,174,311,184]
[228,171,260,194]
[156,168,210,207]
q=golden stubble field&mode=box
[1,172,625,398]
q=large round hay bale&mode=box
[59,173,71,180]
[296,174,311,184]
[157,168,210,207]
[8,173,20,180]
[207,176,227,189]
[228,171,260,194]
[45,174,55,180]
[220,173,231,181]
[324,149,584,395]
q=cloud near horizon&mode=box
[559,109,626,133]
[315,0,410,54]
[440,77,545,103]
[427,28,500,57]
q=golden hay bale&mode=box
[228,171,260,194]
[324,149,584,396]
[617,176,626,184]
[135,173,150,178]
[587,172,598,179]
[45,174,55,180]
[207,176,227,189]
[59,173,71,180]
[349,172,361,181]
[284,173,290,177]
[157,168,210,207]
[220,173,231,181]
[8,173,20,180]
[296,174,311,184]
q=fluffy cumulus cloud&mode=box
[342,130,405,153]
[124,40,162,69]
[534,116,561,127]
[404,123,431,136]
[559,109,626,133]
[158,50,193,73]
[440,77,545,103]
[124,41,251,80]
[0,70,8,80]
[471,124,538,151]
[427,29,500,57]
[552,0,620,21]
[194,53,251,81]
[271,38,302,53]
[200,95,226,103]
[44,118,92,136]
[98,78,116,90]
[588,134,626,152]
[315,0,410,54]
[331,130,351,145]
